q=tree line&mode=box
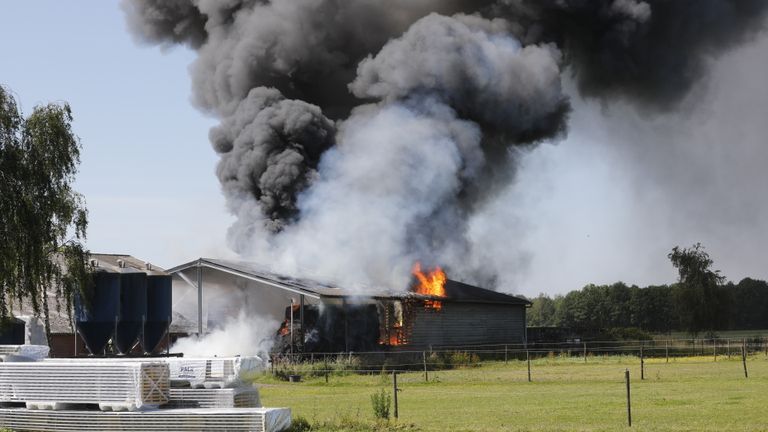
[528,244,768,336]
[528,278,768,335]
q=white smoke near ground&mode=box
[172,311,275,358]
[169,270,283,357]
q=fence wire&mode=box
[266,336,768,379]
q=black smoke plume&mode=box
[494,0,768,109]
[122,0,767,290]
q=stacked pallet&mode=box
[0,345,49,361]
[44,356,266,388]
[0,361,169,411]
[0,355,289,431]
[167,356,265,388]
[0,407,291,432]
[167,387,261,409]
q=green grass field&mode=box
[252,354,768,431]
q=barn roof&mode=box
[167,258,531,306]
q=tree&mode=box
[0,85,89,340]
[527,294,557,326]
[668,243,726,335]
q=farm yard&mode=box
[253,353,768,431]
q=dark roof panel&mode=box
[168,258,531,306]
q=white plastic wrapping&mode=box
[263,407,292,432]
[0,361,169,411]
[15,316,47,346]
[167,356,266,388]
[167,386,261,408]
[0,345,49,360]
[45,356,267,388]
[0,407,292,432]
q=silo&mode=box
[140,264,172,354]
[75,265,120,354]
[114,260,147,354]
[0,317,26,345]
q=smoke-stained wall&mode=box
[123,0,768,293]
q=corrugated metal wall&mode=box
[408,302,526,347]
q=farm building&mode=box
[167,258,531,352]
[10,254,189,357]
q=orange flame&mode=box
[388,334,402,346]
[412,263,446,311]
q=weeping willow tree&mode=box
[0,85,90,342]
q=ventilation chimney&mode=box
[117,259,126,268]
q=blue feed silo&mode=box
[140,264,172,354]
[113,260,147,354]
[0,317,26,345]
[75,265,120,355]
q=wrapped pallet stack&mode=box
[0,351,291,432]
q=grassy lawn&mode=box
[252,354,768,431]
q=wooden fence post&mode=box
[713,339,717,362]
[742,339,749,379]
[625,369,632,427]
[665,340,669,363]
[527,349,531,382]
[423,351,428,382]
[640,343,645,381]
[393,372,399,419]
[583,342,587,363]
[504,345,508,364]
[727,339,731,359]
[324,355,329,384]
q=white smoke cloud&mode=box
[172,311,276,357]
[266,101,482,289]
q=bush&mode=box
[370,388,391,420]
[298,415,419,431]
[447,351,480,368]
[426,351,480,370]
[285,416,312,432]
[273,354,361,381]
[600,327,654,341]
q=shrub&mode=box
[370,388,391,420]
[285,416,312,432]
[447,351,480,368]
[601,327,654,341]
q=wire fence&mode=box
[266,336,768,380]
[260,337,768,426]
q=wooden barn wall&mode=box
[408,303,526,348]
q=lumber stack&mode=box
[44,356,266,388]
[167,356,265,388]
[167,387,261,409]
[0,361,169,411]
[0,345,49,361]
[0,407,291,432]
[0,355,289,431]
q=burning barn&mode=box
[167,259,530,353]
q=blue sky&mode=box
[2,2,767,295]
[1,1,233,268]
